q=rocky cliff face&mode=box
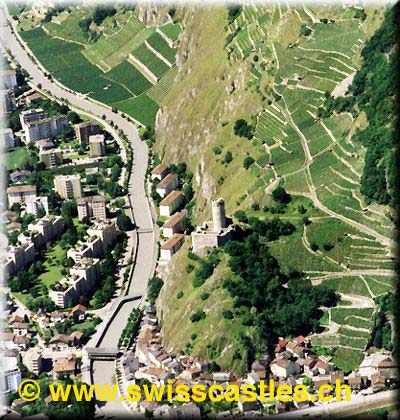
[153,7,264,373]
[154,6,262,222]
[135,3,173,26]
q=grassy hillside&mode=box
[155,5,395,373]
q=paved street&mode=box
[0,7,156,416]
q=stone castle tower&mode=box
[212,198,227,231]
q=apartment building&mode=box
[88,134,106,157]
[2,69,17,89]
[75,121,100,147]
[77,195,107,221]
[7,185,37,207]
[25,196,49,217]
[24,115,68,143]
[0,128,15,150]
[39,148,63,168]
[49,258,100,308]
[54,174,82,199]
[0,90,16,115]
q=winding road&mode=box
[0,6,155,417]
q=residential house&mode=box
[151,163,169,181]
[160,233,185,261]
[12,322,28,336]
[159,190,183,217]
[270,358,300,378]
[162,210,187,238]
[69,304,87,321]
[156,173,179,198]
[49,334,73,351]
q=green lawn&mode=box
[5,147,30,170]
[333,348,364,372]
[39,244,66,288]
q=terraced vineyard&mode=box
[225,5,395,364]
[17,7,180,127]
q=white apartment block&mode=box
[7,185,37,207]
[25,196,49,217]
[54,174,82,199]
[0,128,15,150]
[2,69,17,89]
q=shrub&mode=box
[272,186,292,204]
[191,333,198,341]
[200,292,210,300]
[147,276,164,304]
[176,291,184,299]
[222,310,234,319]
[243,156,255,170]
[234,210,248,223]
[213,146,222,155]
[323,243,334,251]
[300,24,312,36]
[310,242,319,251]
[222,151,233,164]
[186,264,194,273]
[233,119,255,139]
[190,310,206,322]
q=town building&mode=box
[191,198,235,253]
[35,139,55,151]
[2,69,17,89]
[270,358,301,378]
[156,173,179,198]
[151,163,169,181]
[0,128,15,150]
[162,210,187,238]
[27,215,63,243]
[0,89,16,115]
[9,170,31,183]
[88,134,106,157]
[23,348,43,375]
[7,184,36,207]
[159,190,183,217]
[21,108,68,142]
[19,108,45,126]
[160,233,185,261]
[77,195,107,221]
[75,121,101,147]
[54,174,82,199]
[25,196,49,217]
[39,148,63,168]
[86,220,117,249]
[49,258,100,308]
[25,92,42,105]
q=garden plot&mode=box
[312,305,374,351]
[83,17,149,71]
[146,32,177,65]
[112,95,159,127]
[158,23,181,43]
[302,20,365,55]
[43,6,93,45]
[130,43,170,80]
[146,67,178,105]
[104,60,153,96]
[254,107,288,147]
